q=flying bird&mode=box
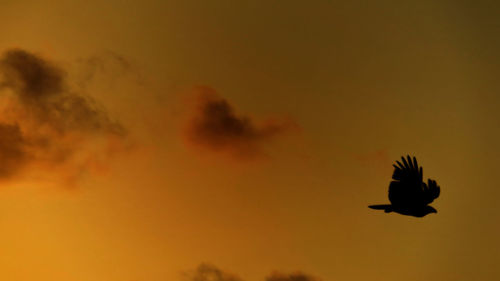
[369,155,440,217]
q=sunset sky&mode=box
[0,1,499,281]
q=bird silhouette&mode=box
[369,155,440,217]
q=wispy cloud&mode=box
[183,87,298,160]
[183,264,319,281]
[266,272,319,281]
[0,48,126,184]
[183,264,243,281]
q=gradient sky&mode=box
[0,1,499,281]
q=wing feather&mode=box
[423,179,440,204]
[391,155,423,183]
[389,155,425,206]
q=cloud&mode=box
[0,48,64,100]
[0,48,126,183]
[183,87,298,160]
[0,48,124,134]
[74,49,137,88]
[183,264,243,281]
[265,272,319,281]
[183,264,319,281]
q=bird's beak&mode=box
[429,207,437,213]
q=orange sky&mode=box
[0,1,499,281]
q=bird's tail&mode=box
[369,204,392,213]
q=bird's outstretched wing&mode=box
[388,155,424,206]
[392,155,423,184]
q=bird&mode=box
[369,155,440,217]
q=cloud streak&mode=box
[183,87,298,160]
[265,272,319,281]
[184,264,319,281]
[184,264,243,281]
[0,48,126,183]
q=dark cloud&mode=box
[0,48,64,100]
[0,48,124,135]
[184,264,319,281]
[266,272,319,281]
[0,48,126,182]
[183,264,243,281]
[183,87,298,159]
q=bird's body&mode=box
[369,155,440,217]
